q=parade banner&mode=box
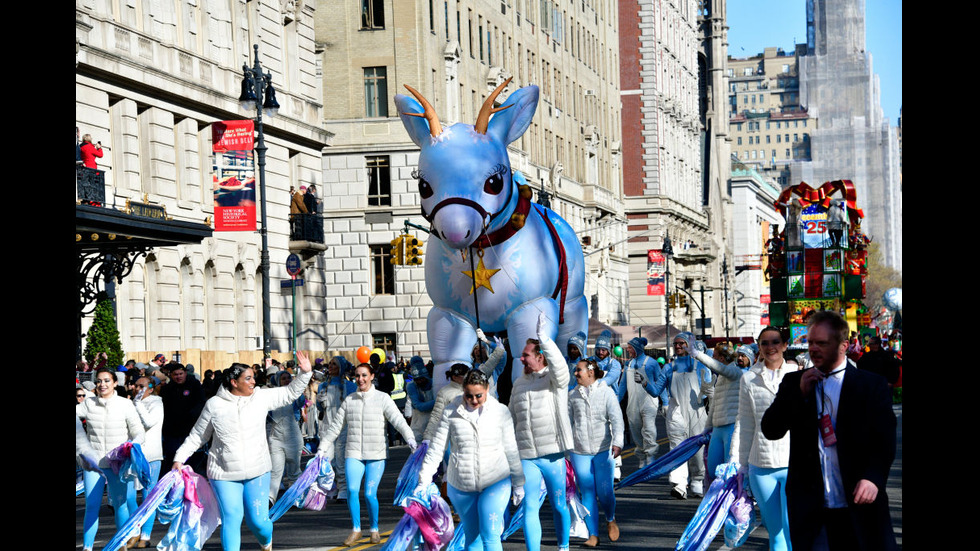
[647,250,666,295]
[212,120,256,231]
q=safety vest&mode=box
[390,372,406,400]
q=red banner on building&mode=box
[647,250,666,295]
[211,120,256,231]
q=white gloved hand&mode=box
[476,328,490,344]
[512,486,525,506]
[408,439,418,452]
[536,312,549,340]
[692,339,707,355]
[493,336,504,350]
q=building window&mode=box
[373,332,397,359]
[366,155,391,206]
[361,0,384,29]
[370,244,395,295]
[766,135,771,144]
[364,67,388,117]
[737,137,742,145]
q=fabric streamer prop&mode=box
[404,484,455,551]
[615,430,711,489]
[270,455,334,522]
[674,462,740,551]
[106,440,152,490]
[382,513,423,551]
[394,441,430,506]
[156,467,222,551]
[724,473,758,548]
[102,469,181,551]
[564,459,591,539]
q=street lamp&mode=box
[663,232,674,359]
[240,44,280,358]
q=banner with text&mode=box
[212,120,256,231]
[647,250,666,295]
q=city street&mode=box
[76,404,901,550]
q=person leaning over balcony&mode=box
[291,185,309,214]
[79,134,103,169]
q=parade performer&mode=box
[689,341,752,481]
[731,327,796,550]
[404,356,436,443]
[267,370,306,503]
[172,353,313,551]
[623,337,666,469]
[76,366,146,551]
[645,332,713,499]
[564,331,588,389]
[316,363,418,546]
[317,356,357,502]
[509,312,573,551]
[126,376,164,548]
[417,369,524,551]
[567,359,625,547]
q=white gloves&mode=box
[476,328,490,344]
[493,336,504,349]
[536,312,549,340]
[408,439,418,452]
[512,486,525,506]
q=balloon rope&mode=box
[469,246,481,329]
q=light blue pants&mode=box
[211,473,273,551]
[522,453,570,551]
[748,464,791,551]
[569,452,616,537]
[346,458,386,531]
[125,460,162,540]
[83,468,134,550]
[707,423,735,480]
[448,477,512,551]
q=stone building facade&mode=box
[76,0,332,364]
[619,0,733,343]
[313,0,629,359]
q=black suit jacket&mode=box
[761,366,897,550]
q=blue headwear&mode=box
[567,331,587,357]
[594,330,613,352]
[627,337,648,358]
[408,356,427,379]
[736,344,757,365]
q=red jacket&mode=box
[80,142,103,169]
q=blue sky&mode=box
[727,0,902,126]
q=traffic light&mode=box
[679,294,687,308]
[668,293,677,308]
[390,235,404,265]
[405,235,424,265]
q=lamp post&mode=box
[663,232,674,359]
[722,256,730,342]
[239,44,280,358]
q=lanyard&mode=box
[816,366,846,417]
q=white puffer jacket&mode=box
[173,370,311,481]
[568,381,625,455]
[692,350,746,428]
[318,385,415,461]
[509,337,573,459]
[424,381,462,442]
[76,393,145,469]
[419,395,524,493]
[133,395,164,462]
[730,361,794,469]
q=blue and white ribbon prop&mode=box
[394,440,430,506]
[270,455,333,522]
[102,469,182,551]
[615,430,711,489]
[675,462,740,551]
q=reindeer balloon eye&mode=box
[484,166,506,195]
[418,176,434,199]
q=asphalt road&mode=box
[77,404,902,550]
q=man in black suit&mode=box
[762,311,897,550]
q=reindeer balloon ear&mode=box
[485,84,539,145]
[395,84,443,147]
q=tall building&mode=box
[792,0,902,270]
[619,0,733,341]
[313,0,629,358]
[76,0,332,366]
[728,45,813,188]
[730,164,782,338]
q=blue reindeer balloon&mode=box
[395,78,588,388]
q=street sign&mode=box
[286,253,302,276]
[280,279,304,289]
[696,318,712,329]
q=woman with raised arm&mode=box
[171,352,313,551]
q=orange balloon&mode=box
[356,346,372,364]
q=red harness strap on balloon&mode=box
[535,204,570,324]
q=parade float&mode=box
[765,180,873,348]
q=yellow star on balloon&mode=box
[462,257,501,294]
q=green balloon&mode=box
[613,345,623,356]
[657,357,666,365]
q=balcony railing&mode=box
[290,213,324,243]
[76,166,106,205]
